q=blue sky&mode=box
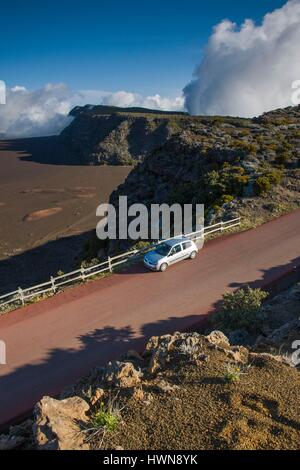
[0,0,286,96]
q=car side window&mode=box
[182,241,192,250]
[169,245,181,256]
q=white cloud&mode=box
[142,94,185,111]
[184,0,300,117]
[0,84,74,138]
[102,91,137,108]
[0,84,184,139]
[11,85,27,93]
[102,90,184,111]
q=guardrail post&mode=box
[51,276,56,293]
[18,287,25,306]
[221,221,224,232]
[80,267,85,281]
[108,256,112,273]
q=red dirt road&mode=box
[0,211,299,427]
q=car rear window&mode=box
[182,241,192,250]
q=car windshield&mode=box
[155,243,171,256]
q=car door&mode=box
[167,244,183,265]
[181,241,193,259]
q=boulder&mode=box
[254,319,300,354]
[206,331,230,347]
[226,346,249,364]
[33,396,90,450]
[103,361,142,388]
[146,333,200,373]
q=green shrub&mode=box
[212,204,222,214]
[214,287,268,332]
[92,402,119,433]
[212,117,224,126]
[239,129,250,137]
[267,168,283,185]
[224,364,251,384]
[81,258,100,269]
[220,194,234,204]
[255,176,272,195]
[224,364,242,384]
[255,168,283,195]
[233,173,250,188]
[132,241,151,251]
[234,140,257,155]
[271,118,293,126]
[206,165,250,201]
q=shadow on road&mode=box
[0,312,206,429]
[228,255,300,296]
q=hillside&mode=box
[62,104,300,169]
[61,104,300,259]
[101,105,300,252]
[61,105,188,165]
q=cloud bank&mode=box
[0,84,74,138]
[184,0,300,117]
[0,85,184,139]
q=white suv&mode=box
[143,237,198,272]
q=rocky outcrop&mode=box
[249,282,300,360]
[1,328,299,450]
[61,105,186,165]
[103,361,143,388]
[33,396,90,450]
[62,104,300,168]
[0,420,33,450]
[206,330,230,347]
[254,319,300,356]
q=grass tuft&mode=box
[92,401,119,433]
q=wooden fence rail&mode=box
[0,217,241,309]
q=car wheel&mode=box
[190,251,197,260]
[160,263,168,272]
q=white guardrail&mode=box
[0,217,240,309]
